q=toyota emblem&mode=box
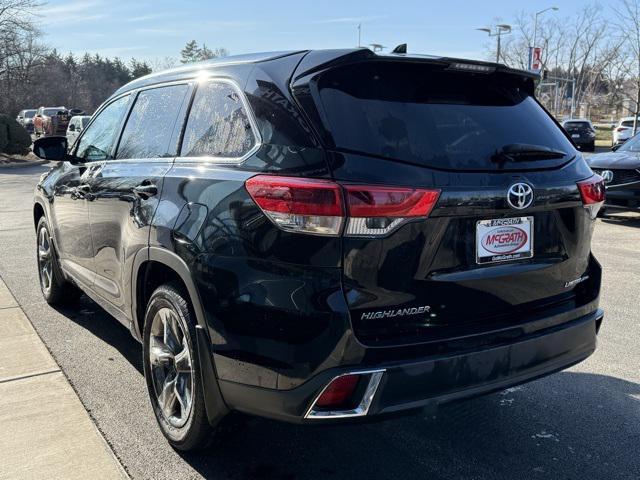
[507,183,534,210]
[601,170,614,184]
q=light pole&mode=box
[477,24,512,63]
[532,6,559,51]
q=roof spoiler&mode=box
[292,48,539,85]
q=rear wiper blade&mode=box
[491,143,567,164]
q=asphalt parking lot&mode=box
[0,162,639,480]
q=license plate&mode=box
[476,217,533,264]
[571,133,580,138]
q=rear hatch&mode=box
[292,54,601,346]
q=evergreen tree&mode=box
[180,40,201,64]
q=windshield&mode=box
[617,133,640,152]
[24,110,36,118]
[311,61,574,170]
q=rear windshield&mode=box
[621,120,636,127]
[44,108,66,116]
[81,117,91,127]
[564,121,590,129]
[24,110,36,118]
[311,61,574,170]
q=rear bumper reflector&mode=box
[304,369,385,419]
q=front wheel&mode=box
[143,283,216,451]
[36,216,80,305]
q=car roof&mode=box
[563,118,591,123]
[113,48,539,98]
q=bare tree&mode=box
[493,4,626,121]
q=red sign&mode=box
[530,47,543,71]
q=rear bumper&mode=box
[218,308,603,424]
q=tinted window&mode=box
[81,117,91,127]
[181,81,255,158]
[76,96,129,162]
[309,62,575,171]
[117,84,189,159]
[564,121,590,129]
[44,108,65,116]
[25,111,36,119]
[617,133,640,152]
[622,120,635,127]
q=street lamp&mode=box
[532,6,559,50]
[477,24,512,63]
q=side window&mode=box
[180,81,256,159]
[76,95,129,162]
[116,84,190,160]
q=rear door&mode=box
[294,59,601,345]
[85,82,192,312]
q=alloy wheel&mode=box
[149,307,194,428]
[37,226,53,295]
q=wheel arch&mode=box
[131,247,229,425]
[33,201,46,229]
[131,247,208,341]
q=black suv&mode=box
[32,49,605,451]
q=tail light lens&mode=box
[245,176,344,235]
[314,374,360,409]
[577,174,605,218]
[344,185,440,236]
[578,175,606,204]
[245,175,441,237]
[616,127,628,132]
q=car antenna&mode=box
[392,43,407,54]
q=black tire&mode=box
[142,283,216,451]
[36,216,81,305]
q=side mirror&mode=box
[68,124,76,132]
[611,144,620,152]
[33,136,70,161]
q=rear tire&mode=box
[36,216,81,305]
[143,283,216,451]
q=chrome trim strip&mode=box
[304,369,385,420]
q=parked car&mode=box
[65,115,91,147]
[31,49,605,451]
[588,132,640,213]
[16,109,37,134]
[33,106,70,137]
[561,118,596,152]
[612,117,640,145]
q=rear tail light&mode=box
[577,174,605,218]
[245,176,344,235]
[314,374,360,409]
[245,175,441,237]
[616,127,628,132]
[343,185,440,236]
[578,175,606,204]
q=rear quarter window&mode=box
[180,81,256,159]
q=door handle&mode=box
[132,183,158,199]
[72,183,94,200]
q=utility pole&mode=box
[357,23,361,48]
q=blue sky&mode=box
[37,0,617,63]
